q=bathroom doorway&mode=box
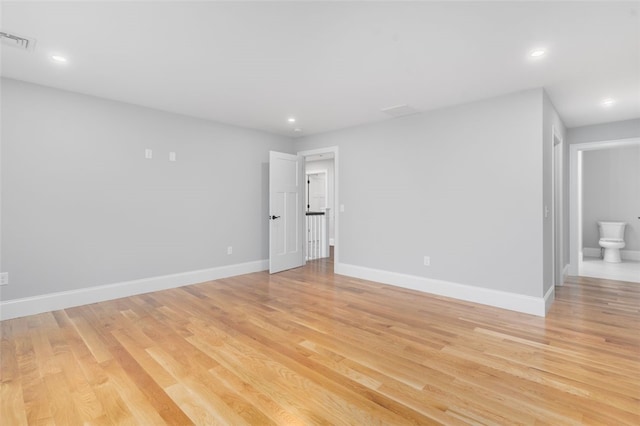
[569,137,640,283]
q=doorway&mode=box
[569,137,640,281]
[298,146,339,268]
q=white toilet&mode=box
[597,221,627,263]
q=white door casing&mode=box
[552,127,563,286]
[569,137,640,276]
[269,151,305,273]
[298,146,339,263]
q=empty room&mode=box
[1,1,639,425]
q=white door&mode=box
[307,172,327,211]
[269,151,304,273]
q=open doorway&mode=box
[569,137,640,283]
[298,147,338,269]
[305,169,329,261]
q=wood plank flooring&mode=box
[1,258,639,425]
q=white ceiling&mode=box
[2,1,639,137]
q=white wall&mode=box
[0,78,292,302]
[297,89,546,303]
[582,145,640,252]
[306,159,335,243]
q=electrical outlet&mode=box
[423,256,430,266]
[227,246,233,255]
[0,272,8,286]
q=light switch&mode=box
[145,149,152,159]
[169,152,176,162]
[340,204,345,212]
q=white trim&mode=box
[552,126,564,287]
[569,146,581,276]
[622,250,640,261]
[569,137,640,276]
[335,262,549,317]
[298,146,339,265]
[583,247,601,258]
[583,247,640,261]
[563,264,570,281]
[0,260,268,321]
[544,285,555,315]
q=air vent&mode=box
[1,31,36,51]
[381,104,420,118]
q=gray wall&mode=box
[1,78,292,301]
[582,145,640,251]
[568,119,640,145]
[297,89,546,298]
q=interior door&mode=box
[269,151,304,273]
[307,172,327,211]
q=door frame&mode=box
[568,137,640,276]
[552,126,564,286]
[297,146,339,265]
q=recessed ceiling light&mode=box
[51,55,68,63]
[293,128,302,132]
[601,98,615,107]
[529,49,546,58]
[287,117,296,123]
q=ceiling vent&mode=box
[380,104,420,118]
[1,31,36,51]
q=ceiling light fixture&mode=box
[287,117,296,123]
[51,55,68,63]
[293,128,302,132]
[601,98,615,107]
[529,49,546,58]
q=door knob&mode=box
[270,215,281,220]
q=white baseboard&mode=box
[553,265,569,287]
[0,260,268,321]
[583,247,640,261]
[583,247,601,258]
[335,263,549,317]
[623,250,640,261]
[544,285,555,315]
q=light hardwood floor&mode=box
[1,257,639,425]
